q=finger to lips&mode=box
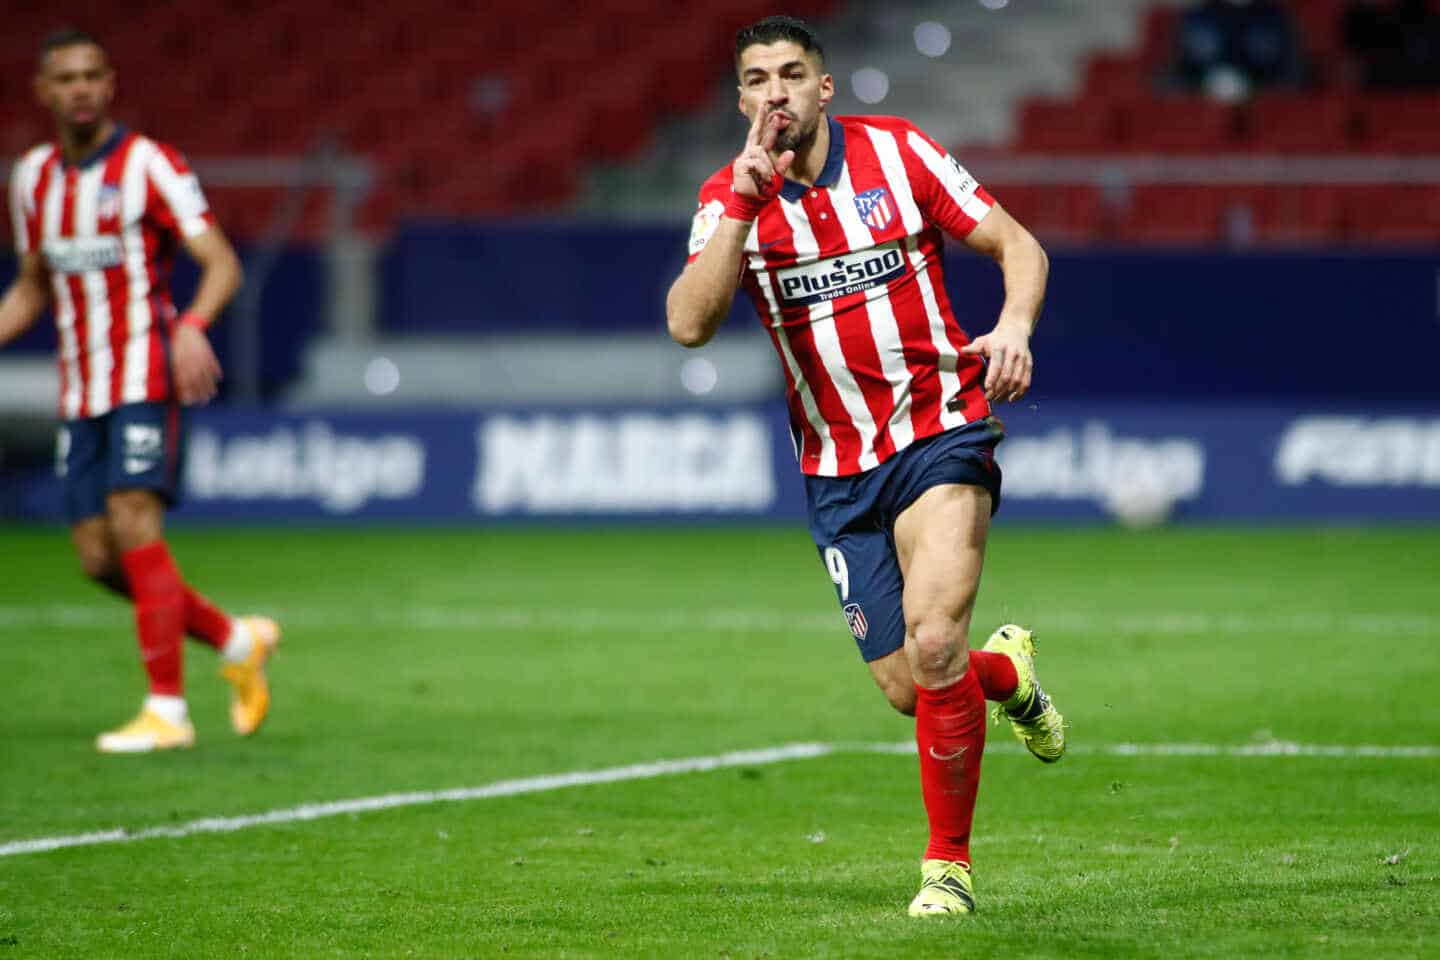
[747,106,765,147]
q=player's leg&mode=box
[894,481,991,916]
[869,639,1020,717]
[55,415,185,751]
[71,511,239,652]
[94,483,196,752]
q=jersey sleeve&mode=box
[8,162,27,254]
[145,142,216,239]
[7,152,46,255]
[685,174,733,265]
[897,122,994,240]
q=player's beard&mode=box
[775,113,817,155]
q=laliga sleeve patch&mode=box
[688,199,724,256]
[942,154,980,202]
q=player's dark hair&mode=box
[38,27,102,66]
[735,15,824,70]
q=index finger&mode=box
[745,106,765,148]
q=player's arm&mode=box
[959,204,1048,404]
[666,216,751,348]
[666,109,793,348]
[170,225,243,405]
[0,251,51,349]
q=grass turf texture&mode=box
[0,525,1437,958]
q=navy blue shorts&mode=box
[58,402,184,523]
[804,418,1004,663]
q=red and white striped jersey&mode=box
[8,127,216,420]
[687,115,996,477]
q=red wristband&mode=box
[178,311,209,331]
[724,177,781,222]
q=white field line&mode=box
[2,739,1436,860]
[1,603,1438,636]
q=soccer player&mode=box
[0,28,279,753]
[666,16,1065,916]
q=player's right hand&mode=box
[732,107,795,198]
[172,323,223,405]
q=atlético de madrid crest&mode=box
[853,187,895,231]
[843,602,869,641]
[96,185,122,223]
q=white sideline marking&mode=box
[853,740,1440,759]
[2,739,1436,860]
[2,603,1438,636]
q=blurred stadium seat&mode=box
[2,1,1437,248]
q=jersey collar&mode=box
[779,116,844,202]
[60,124,127,171]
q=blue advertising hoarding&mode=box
[9,403,1440,525]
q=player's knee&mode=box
[105,490,164,549]
[907,618,968,679]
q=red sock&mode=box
[914,670,987,863]
[92,570,230,650]
[968,649,1018,703]
[183,586,232,651]
[120,541,186,697]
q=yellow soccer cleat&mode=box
[908,859,975,916]
[96,708,196,754]
[221,616,280,736]
[984,624,1066,763]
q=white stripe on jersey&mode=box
[74,165,116,417]
[749,252,837,476]
[42,172,83,420]
[780,197,880,472]
[905,132,992,226]
[121,139,158,406]
[902,235,969,431]
[862,125,925,237]
[832,162,916,453]
[146,146,209,237]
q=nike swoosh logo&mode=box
[928,745,968,761]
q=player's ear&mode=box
[818,72,835,110]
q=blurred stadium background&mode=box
[2,0,1438,526]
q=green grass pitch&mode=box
[1,524,1437,958]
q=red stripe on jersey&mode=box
[800,189,899,463]
[26,152,58,252]
[781,315,866,475]
[143,177,174,402]
[101,136,136,410]
[752,201,796,260]
[59,169,91,418]
[742,269,823,467]
[888,258,946,437]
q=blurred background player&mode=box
[0,28,278,753]
[666,15,1065,917]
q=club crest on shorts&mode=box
[843,602,869,641]
[853,187,895,231]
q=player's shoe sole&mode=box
[221,616,280,736]
[96,708,196,754]
[983,624,1066,763]
[907,859,975,916]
